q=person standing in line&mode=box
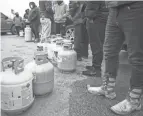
[23,9,30,20]
[53,0,69,36]
[82,1,108,76]
[39,0,54,40]
[28,2,40,43]
[70,1,88,61]
[88,1,143,115]
[13,12,22,36]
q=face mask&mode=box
[30,5,33,9]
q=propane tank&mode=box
[57,43,77,72]
[19,30,24,37]
[25,52,54,96]
[25,25,32,42]
[53,41,63,62]
[56,34,63,41]
[0,57,34,115]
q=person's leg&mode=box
[87,8,124,99]
[33,24,40,42]
[111,2,143,115]
[55,23,60,34]
[15,26,19,36]
[80,24,89,58]
[74,24,82,61]
[60,23,66,36]
[83,19,106,76]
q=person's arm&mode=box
[28,9,38,22]
[62,4,69,18]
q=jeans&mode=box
[15,26,21,36]
[86,19,106,68]
[55,23,65,36]
[31,23,40,39]
[74,23,89,57]
[103,2,143,89]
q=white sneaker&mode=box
[111,99,141,115]
[111,88,142,115]
[87,78,116,99]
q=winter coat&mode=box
[28,6,40,26]
[70,2,85,26]
[39,1,54,22]
[105,1,137,8]
[85,1,108,23]
[53,2,69,23]
[13,16,22,27]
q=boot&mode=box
[87,75,116,99]
[111,88,142,115]
[82,66,96,76]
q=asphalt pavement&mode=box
[1,34,143,116]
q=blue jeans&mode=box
[104,2,143,89]
[86,19,106,68]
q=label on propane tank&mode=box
[1,80,34,110]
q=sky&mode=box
[0,0,69,18]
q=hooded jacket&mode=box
[70,2,85,25]
[105,1,137,8]
[53,2,69,23]
[85,1,108,23]
[39,1,54,21]
[28,2,40,25]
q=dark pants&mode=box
[104,2,143,88]
[74,23,88,58]
[15,26,21,36]
[86,19,106,68]
[55,23,65,36]
[31,23,39,39]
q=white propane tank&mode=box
[53,41,63,62]
[25,25,32,42]
[19,30,24,37]
[25,52,54,96]
[0,57,34,115]
[57,43,77,72]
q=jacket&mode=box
[28,6,40,25]
[39,1,54,21]
[53,2,69,23]
[70,2,85,25]
[105,1,137,8]
[13,16,22,27]
[85,1,108,23]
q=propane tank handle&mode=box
[34,52,48,65]
[63,43,72,50]
[1,57,24,74]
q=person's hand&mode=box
[83,17,87,25]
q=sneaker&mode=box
[77,57,82,61]
[111,88,142,115]
[86,66,93,70]
[82,67,96,76]
[87,77,116,99]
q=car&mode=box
[1,12,25,35]
[1,12,17,35]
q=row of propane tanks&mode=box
[0,55,54,115]
[37,34,77,72]
[0,39,77,115]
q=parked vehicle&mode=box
[1,12,25,35]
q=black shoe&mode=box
[82,67,96,76]
[86,66,93,70]
[82,56,88,59]
[77,57,82,61]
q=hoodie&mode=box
[53,2,69,23]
